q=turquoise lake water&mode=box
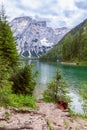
[27,60,87,113]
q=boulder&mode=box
[57,101,68,110]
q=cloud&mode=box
[75,0,87,10]
[0,0,87,28]
[64,10,75,18]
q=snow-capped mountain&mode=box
[10,16,69,57]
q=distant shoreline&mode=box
[60,61,87,66]
[60,62,77,65]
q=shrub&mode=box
[9,94,37,108]
[0,83,37,108]
[10,64,38,95]
[0,88,37,108]
[43,70,70,102]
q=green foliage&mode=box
[43,70,69,102]
[80,84,87,99]
[0,86,12,107]
[0,88,37,108]
[0,5,19,72]
[10,64,37,95]
[40,44,62,62]
[9,94,37,108]
[80,84,87,117]
[0,5,19,90]
[40,19,87,63]
[0,83,37,108]
[79,62,87,66]
[0,60,11,88]
[0,5,37,109]
[4,111,10,119]
[68,107,75,115]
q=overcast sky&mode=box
[0,0,87,28]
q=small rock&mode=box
[57,101,68,110]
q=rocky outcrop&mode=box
[10,16,70,57]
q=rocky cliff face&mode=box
[10,16,69,57]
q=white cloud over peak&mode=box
[0,0,87,28]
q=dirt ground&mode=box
[0,102,87,130]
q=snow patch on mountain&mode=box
[10,16,70,57]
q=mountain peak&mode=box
[10,16,69,58]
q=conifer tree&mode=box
[0,4,19,91]
[43,70,69,102]
[0,5,19,72]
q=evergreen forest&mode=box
[40,19,87,63]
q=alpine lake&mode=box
[24,60,87,114]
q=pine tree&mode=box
[0,5,19,72]
[43,70,69,102]
[0,4,19,91]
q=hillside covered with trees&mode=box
[40,19,87,63]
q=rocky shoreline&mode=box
[0,102,87,130]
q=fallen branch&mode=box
[0,118,7,121]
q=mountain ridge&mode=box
[10,16,69,57]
